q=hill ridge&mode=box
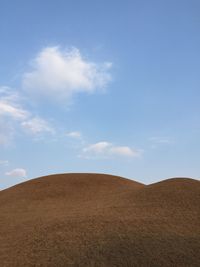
[0,173,200,266]
[1,173,199,193]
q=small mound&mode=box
[138,177,200,209]
[148,177,200,188]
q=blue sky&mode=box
[1,0,200,189]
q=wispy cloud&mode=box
[0,101,28,120]
[5,168,27,178]
[109,146,139,157]
[21,117,54,135]
[149,137,173,149]
[66,131,82,139]
[82,141,142,158]
[23,46,112,101]
[83,141,111,154]
[0,87,29,120]
[0,87,55,145]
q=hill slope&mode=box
[0,173,200,266]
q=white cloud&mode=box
[83,141,111,154]
[67,131,82,138]
[0,87,55,144]
[5,168,27,178]
[0,101,28,120]
[82,141,142,158]
[23,46,112,100]
[21,117,54,135]
[0,87,27,145]
[109,146,139,157]
[0,88,29,120]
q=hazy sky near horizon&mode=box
[1,0,200,189]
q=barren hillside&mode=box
[0,173,200,266]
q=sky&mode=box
[1,0,200,189]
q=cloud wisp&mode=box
[5,168,27,178]
[149,137,173,149]
[21,117,54,135]
[0,87,29,120]
[82,141,142,159]
[0,87,54,145]
[23,46,112,101]
[66,131,82,139]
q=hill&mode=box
[0,173,200,266]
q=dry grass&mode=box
[0,173,200,266]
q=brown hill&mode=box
[0,173,200,267]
